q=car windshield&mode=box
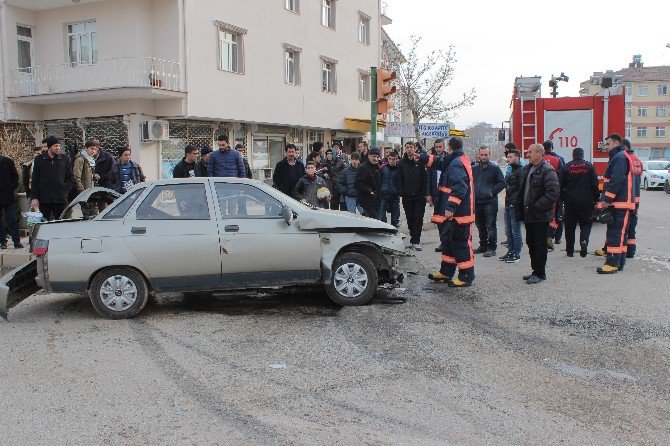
[647,162,670,170]
[252,181,313,211]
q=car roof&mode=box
[145,177,262,186]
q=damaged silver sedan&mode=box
[1,178,419,320]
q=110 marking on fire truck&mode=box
[549,128,579,148]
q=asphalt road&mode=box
[1,189,669,445]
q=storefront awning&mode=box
[344,117,387,132]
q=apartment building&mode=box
[0,0,383,180]
[580,56,670,160]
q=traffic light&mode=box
[376,68,396,115]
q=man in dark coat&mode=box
[273,144,306,197]
[397,141,428,250]
[560,147,599,257]
[195,146,212,177]
[110,147,145,194]
[515,144,560,284]
[355,148,382,219]
[0,154,23,249]
[173,145,199,178]
[30,135,74,221]
[22,146,43,197]
[378,151,400,226]
[472,146,506,257]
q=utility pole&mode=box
[371,67,378,149]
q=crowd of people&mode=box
[1,131,642,288]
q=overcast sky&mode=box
[384,0,670,130]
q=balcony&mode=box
[7,57,184,104]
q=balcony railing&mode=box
[7,57,181,98]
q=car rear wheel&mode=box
[665,180,670,195]
[325,252,378,306]
[89,267,149,319]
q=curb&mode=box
[1,251,31,269]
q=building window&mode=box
[625,103,631,118]
[67,21,98,66]
[656,127,666,138]
[321,57,337,93]
[322,0,335,29]
[285,0,299,13]
[637,127,647,138]
[358,13,370,45]
[624,83,633,96]
[359,72,370,101]
[219,31,239,73]
[638,85,648,96]
[637,106,647,117]
[215,21,247,74]
[657,106,668,117]
[285,51,297,85]
[657,84,668,96]
[16,25,33,71]
[625,124,631,139]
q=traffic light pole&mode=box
[371,66,377,149]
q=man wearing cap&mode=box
[355,148,382,219]
[195,146,212,177]
[30,135,74,221]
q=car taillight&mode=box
[32,239,49,256]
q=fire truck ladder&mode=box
[520,96,537,150]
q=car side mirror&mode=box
[281,205,293,226]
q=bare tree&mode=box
[386,36,476,141]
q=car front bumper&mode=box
[0,260,41,320]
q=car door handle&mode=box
[224,225,239,232]
[131,227,146,234]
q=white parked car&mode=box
[1,179,418,320]
[641,160,670,190]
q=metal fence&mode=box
[8,57,181,97]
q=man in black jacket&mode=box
[92,141,114,189]
[398,141,428,250]
[0,155,23,249]
[355,148,382,219]
[173,145,199,178]
[515,144,559,284]
[195,146,212,177]
[560,147,599,257]
[500,149,524,263]
[273,144,305,197]
[30,135,74,221]
[236,144,252,179]
[472,146,506,257]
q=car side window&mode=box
[102,188,145,220]
[136,184,210,220]
[215,183,283,219]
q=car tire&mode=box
[665,180,670,195]
[644,178,649,190]
[89,267,149,319]
[325,252,378,306]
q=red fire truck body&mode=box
[510,76,625,178]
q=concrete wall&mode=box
[184,0,380,129]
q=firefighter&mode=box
[428,137,475,287]
[596,133,635,274]
[623,139,642,258]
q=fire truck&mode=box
[510,76,625,178]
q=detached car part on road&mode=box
[1,179,419,320]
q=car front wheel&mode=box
[325,252,378,306]
[89,267,149,319]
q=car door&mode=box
[123,182,221,292]
[213,181,322,289]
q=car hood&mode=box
[297,209,397,233]
[60,187,120,219]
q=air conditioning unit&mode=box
[141,120,169,142]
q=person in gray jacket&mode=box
[336,152,362,214]
[207,135,245,178]
[293,161,330,208]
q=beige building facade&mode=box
[580,56,670,160]
[0,0,384,180]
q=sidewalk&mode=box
[0,237,31,270]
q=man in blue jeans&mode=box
[337,152,364,214]
[500,149,524,262]
[472,146,505,257]
[378,151,400,226]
